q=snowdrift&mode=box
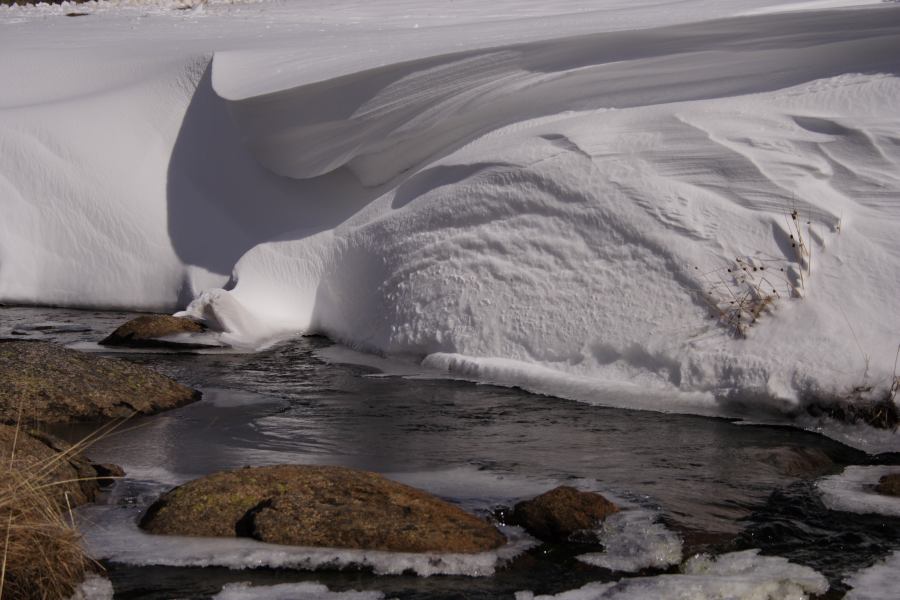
[2,0,899,443]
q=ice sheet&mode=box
[817,466,900,517]
[214,581,384,600]
[844,550,900,600]
[516,549,828,599]
[78,503,534,577]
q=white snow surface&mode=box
[816,465,900,516]
[515,549,828,600]
[844,550,900,600]
[3,1,900,442]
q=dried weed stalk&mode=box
[0,419,119,600]
[695,255,800,338]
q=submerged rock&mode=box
[0,340,200,424]
[743,446,835,478]
[140,465,506,553]
[511,486,618,542]
[100,314,207,349]
[0,424,121,507]
[875,473,900,497]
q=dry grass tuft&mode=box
[804,346,900,431]
[695,255,798,338]
[0,471,90,600]
[695,204,819,338]
[0,420,118,600]
[805,392,899,431]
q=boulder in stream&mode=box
[140,464,507,553]
[511,485,618,542]
[100,314,208,349]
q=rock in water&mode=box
[742,446,835,478]
[100,314,207,349]
[0,340,200,424]
[511,486,618,542]
[140,465,507,553]
[875,473,900,497]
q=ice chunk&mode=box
[577,509,683,572]
[67,575,114,600]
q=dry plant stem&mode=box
[838,304,870,381]
[784,204,810,291]
[807,210,813,277]
[0,416,125,599]
[0,513,10,600]
[891,343,900,402]
[699,256,786,338]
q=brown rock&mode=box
[0,424,120,507]
[140,465,506,553]
[511,486,618,542]
[0,340,200,424]
[100,314,207,349]
[875,472,900,497]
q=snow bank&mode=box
[516,549,828,600]
[817,466,900,516]
[844,550,900,600]
[187,68,900,429]
[3,1,900,443]
[214,582,383,600]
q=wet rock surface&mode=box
[0,340,200,424]
[100,315,207,349]
[140,464,507,553]
[875,472,900,497]
[511,486,618,542]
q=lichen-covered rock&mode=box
[875,472,900,497]
[0,424,121,507]
[140,465,506,553]
[100,314,206,349]
[0,340,200,424]
[511,486,618,542]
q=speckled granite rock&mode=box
[140,464,506,553]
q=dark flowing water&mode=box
[2,306,899,599]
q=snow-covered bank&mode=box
[2,1,899,443]
[186,68,900,427]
